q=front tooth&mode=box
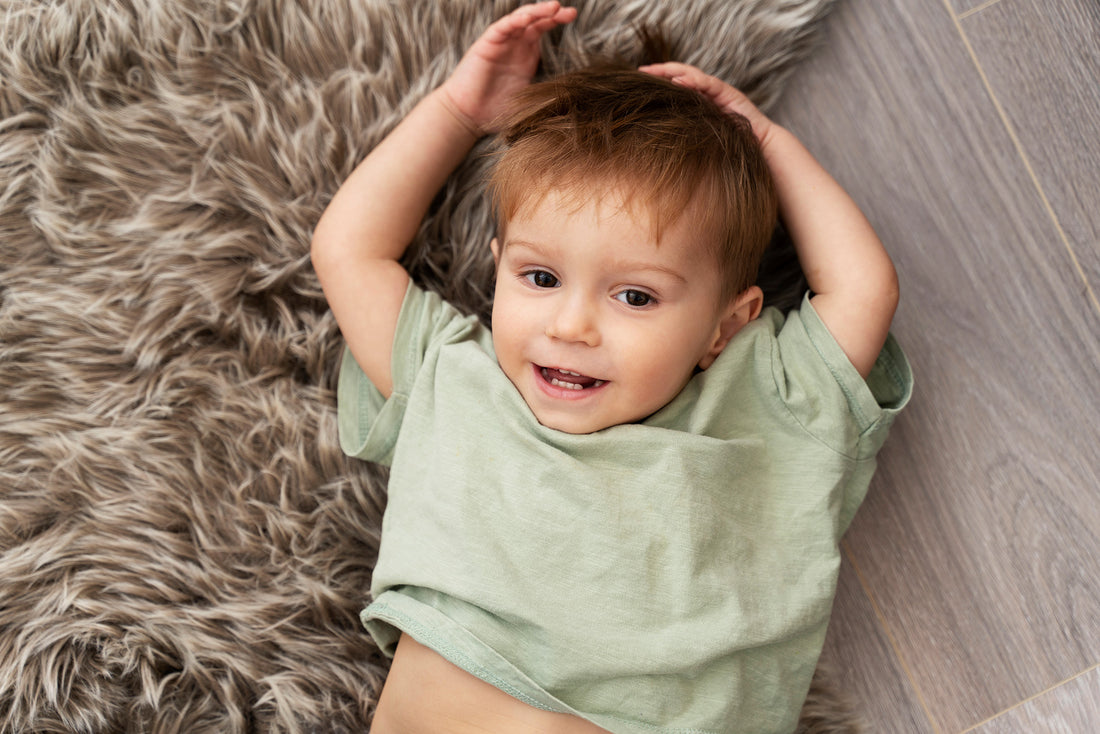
[550,377,583,390]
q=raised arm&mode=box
[641,63,899,378]
[311,1,577,397]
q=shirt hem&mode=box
[362,592,727,734]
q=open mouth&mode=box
[538,366,607,391]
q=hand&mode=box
[644,64,899,379]
[439,1,577,137]
[639,62,776,147]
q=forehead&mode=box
[504,184,712,253]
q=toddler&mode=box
[312,3,912,732]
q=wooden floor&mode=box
[770,0,1100,731]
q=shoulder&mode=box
[373,282,494,379]
[337,282,494,462]
[657,295,912,454]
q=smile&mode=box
[536,365,608,393]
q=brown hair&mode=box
[488,66,777,303]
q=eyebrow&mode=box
[504,239,689,285]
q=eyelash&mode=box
[523,270,559,289]
[521,270,658,309]
[615,289,655,308]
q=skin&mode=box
[640,62,900,377]
[312,18,898,401]
[311,1,579,398]
[490,188,761,434]
[311,2,900,729]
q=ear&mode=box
[698,285,764,370]
[490,237,501,266]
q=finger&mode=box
[485,4,549,42]
[526,12,574,38]
[551,5,578,23]
[507,0,566,28]
[648,64,706,85]
[641,63,724,98]
[478,2,575,54]
[518,3,576,36]
[638,61,694,79]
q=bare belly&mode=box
[371,633,611,734]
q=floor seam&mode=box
[957,662,1100,732]
[842,540,943,734]
[957,0,1007,21]
[948,0,1100,315]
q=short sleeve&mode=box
[336,282,489,465]
[772,293,913,458]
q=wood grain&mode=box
[951,0,1005,18]
[962,0,1100,301]
[771,0,1100,730]
[969,665,1100,733]
[818,554,936,733]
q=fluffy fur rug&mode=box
[0,0,855,731]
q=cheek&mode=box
[615,327,694,389]
[623,321,711,386]
[491,294,534,364]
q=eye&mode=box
[615,289,655,308]
[524,270,560,288]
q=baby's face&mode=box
[491,189,732,434]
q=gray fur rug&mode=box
[0,1,858,731]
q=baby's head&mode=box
[486,67,778,434]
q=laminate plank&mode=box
[951,0,1005,18]
[969,665,1100,734]
[770,0,1100,730]
[962,0,1100,300]
[818,554,935,733]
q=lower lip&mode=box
[532,364,609,401]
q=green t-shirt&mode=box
[338,282,912,734]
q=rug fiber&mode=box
[0,1,854,731]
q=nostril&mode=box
[546,315,598,345]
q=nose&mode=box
[545,293,600,346]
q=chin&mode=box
[533,403,649,435]
[538,417,600,435]
[533,410,611,435]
